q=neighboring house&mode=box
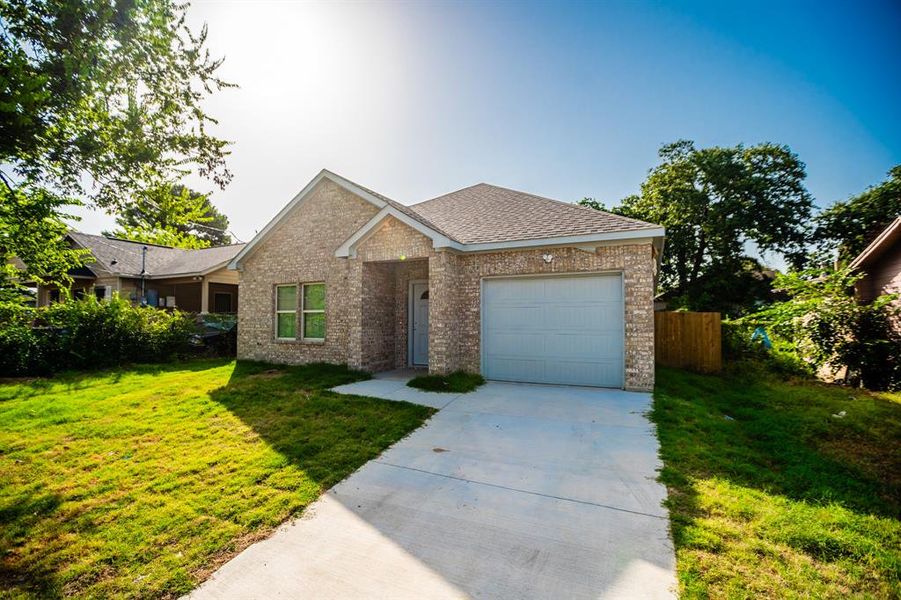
[230,170,664,391]
[37,233,245,313]
[850,216,901,325]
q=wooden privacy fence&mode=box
[655,311,722,373]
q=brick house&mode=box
[230,170,665,391]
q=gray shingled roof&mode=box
[409,183,660,244]
[69,232,245,278]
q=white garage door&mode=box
[482,273,624,387]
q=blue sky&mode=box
[74,0,901,264]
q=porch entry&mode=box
[410,280,429,366]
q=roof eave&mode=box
[848,216,901,270]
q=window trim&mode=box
[275,284,298,340]
[301,282,326,341]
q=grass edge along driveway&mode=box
[651,366,901,598]
[0,359,434,598]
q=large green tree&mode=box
[815,165,901,264]
[0,0,232,294]
[582,140,813,314]
[105,185,232,248]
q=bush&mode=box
[722,320,813,379]
[738,267,901,390]
[0,296,196,376]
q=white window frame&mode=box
[301,282,326,341]
[275,284,298,340]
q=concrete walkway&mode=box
[188,375,677,599]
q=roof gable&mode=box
[230,169,449,269]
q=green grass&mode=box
[652,366,901,598]
[0,360,434,598]
[407,371,485,393]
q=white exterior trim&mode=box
[230,169,390,270]
[334,206,459,258]
[336,221,665,258]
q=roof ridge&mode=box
[410,183,489,209]
[411,182,659,230]
[470,183,659,229]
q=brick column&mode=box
[623,244,655,391]
[428,250,460,374]
[346,258,364,370]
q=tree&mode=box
[0,0,232,295]
[743,266,901,390]
[815,165,901,264]
[106,185,232,248]
[581,140,814,314]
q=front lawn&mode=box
[0,360,434,598]
[652,366,901,598]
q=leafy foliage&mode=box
[0,185,91,300]
[581,140,814,315]
[815,165,901,263]
[740,266,901,390]
[0,295,196,376]
[105,185,233,249]
[0,0,232,292]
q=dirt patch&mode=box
[246,370,285,380]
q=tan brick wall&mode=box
[238,185,656,389]
[237,179,379,365]
[356,216,432,262]
[361,262,395,371]
[427,244,656,391]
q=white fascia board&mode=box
[229,169,388,270]
[456,228,665,253]
[335,206,460,258]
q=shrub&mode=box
[0,296,195,376]
[739,267,901,390]
[722,320,813,379]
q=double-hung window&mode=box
[275,285,297,340]
[301,283,326,341]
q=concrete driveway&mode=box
[189,373,676,599]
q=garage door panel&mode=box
[543,304,609,330]
[482,274,624,388]
[486,305,541,329]
[544,360,620,386]
[485,332,546,357]
[543,333,616,357]
[488,357,546,382]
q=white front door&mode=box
[411,282,429,365]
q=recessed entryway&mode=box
[409,280,429,366]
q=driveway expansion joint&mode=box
[374,460,668,520]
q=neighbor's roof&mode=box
[849,216,901,270]
[68,232,245,279]
[410,183,659,244]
